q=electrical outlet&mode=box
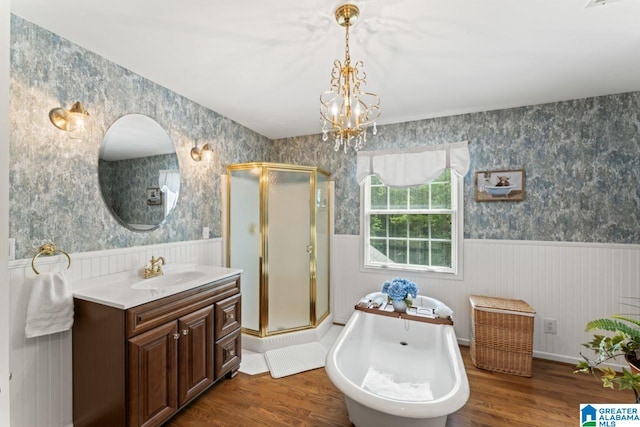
[202,227,210,239]
[8,238,15,261]
[544,318,557,334]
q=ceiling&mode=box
[10,0,640,140]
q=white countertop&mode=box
[73,264,242,310]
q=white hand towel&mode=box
[25,271,74,339]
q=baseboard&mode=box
[533,350,625,370]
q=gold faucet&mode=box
[144,256,166,279]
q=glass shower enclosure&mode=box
[227,163,330,337]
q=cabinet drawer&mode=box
[215,294,241,340]
[127,276,240,338]
[215,328,241,378]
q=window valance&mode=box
[356,141,470,187]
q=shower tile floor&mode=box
[239,324,343,375]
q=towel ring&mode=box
[31,243,71,275]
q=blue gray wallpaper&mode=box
[9,15,270,259]
[270,94,640,243]
[9,14,640,260]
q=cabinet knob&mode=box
[226,313,235,320]
[229,350,235,357]
[182,329,189,336]
[173,333,180,340]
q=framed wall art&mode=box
[475,169,525,202]
[146,187,163,205]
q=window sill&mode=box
[361,263,464,281]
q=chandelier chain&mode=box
[345,20,350,64]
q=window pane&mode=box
[430,214,452,239]
[389,188,407,209]
[431,241,452,267]
[389,215,407,238]
[370,239,388,261]
[408,215,428,238]
[431,183,451,209]
[370,186,388,210]
[370,215,387,238]
[364,170,458,273]
[389,239,407,264]
[409,185,429,209]
[409,240,428,265]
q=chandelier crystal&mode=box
[320,4,380,153]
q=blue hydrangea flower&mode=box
[381,277,418,301]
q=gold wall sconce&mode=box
[49,101,91,141]
[190,143,213,162]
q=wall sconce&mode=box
[49,101,91,141]
[190,143,213,162]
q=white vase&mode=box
[391,299,407,312]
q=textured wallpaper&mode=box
[9,15,640,261]
[9,15,270,259]
[270,94,640,243]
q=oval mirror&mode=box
[98,114,180,231]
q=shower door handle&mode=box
[306,245,313,253]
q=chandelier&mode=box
[320,4,380,153]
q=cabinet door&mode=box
[178,305,214,406]
[128,321,178,427]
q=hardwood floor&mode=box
[166,346,630,427]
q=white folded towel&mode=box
[361,367,434,401]
[25,271,74,339]
[371,297,386,308]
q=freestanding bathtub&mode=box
[325,295,469,427]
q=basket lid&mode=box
[469,295,535,314]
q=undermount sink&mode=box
[131,270,207,290]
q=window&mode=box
[363,170,463,274]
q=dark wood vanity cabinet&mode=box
[128,305,215,427]
[73,274,242,427]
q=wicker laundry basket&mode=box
[469,295,535,377]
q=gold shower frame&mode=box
[226,162,331,338]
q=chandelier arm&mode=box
[352,62,367,83]
[330,60,343,81]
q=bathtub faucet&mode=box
[144,256,165,278]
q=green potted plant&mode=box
[575,313,640,403]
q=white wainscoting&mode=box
[9,239,223,427]
[331,235,640,365]
[10,235,640,426]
